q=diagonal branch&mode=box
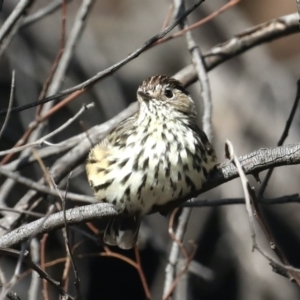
[0,0,205,116]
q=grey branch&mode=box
[0,0,205,116]
[0,203,118,248]
[22,0,73,28]
[0,144,299,249]
[175,12,300,85]
[0,167,95,203]
[0,0,34,43]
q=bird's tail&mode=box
[104,217,141,250]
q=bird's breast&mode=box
[86,119,215,215]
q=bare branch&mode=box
[175,13,300,85]
[259,79,300,195]
[0,11,296,119]
[0,103,94,156]
[297,0,300,23]
[183,194,300,207]
[46,0,95,97]
[0,0,34,43]
[0,203,118,248]
[0,144,300,249]
[0,167,95,203]
[0,70,15,140]
[54,173,82,298]
[22,0,73,28]
[225,140,300,285]
[0,248,74,300]
[163,0,213,297]
[28,239,40,300]
[0,0,205,115]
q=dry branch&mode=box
[0,143,299,249]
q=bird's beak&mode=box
[137,91,152,102]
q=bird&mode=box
[86,75,216,249]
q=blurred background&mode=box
[0,0,299,299]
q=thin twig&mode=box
[22,0,73,28]
[0,167,95,203]
[0,103,94,156]
[134,246,151,299]
[0,198,57,300]
[183,194,300,207]
[297,0,300,25]
[0,0,205,116]
[0,17,23,58]
[156,0,240,47]
[28,238,40,300]
[163,1,213,297]
[54,173,81,298]
[163,207,192,299]
[259,79,300,195]
[0,102,137,236]
[0,207,44,218]
[175,12,300,85]
[225,140,300,285]
[4,102,137,172]
[0,247,74,300]
[225,140,256,248]
[163,243,196,300]
[0,0,69,219]
[40,234,49,300]
[0,0,67,166]
[0,11,298,116]
[161,3,174,29]
[47,0,95,98]
[0,70,15,140]
[0,0,34,43]
[0,147,59,299]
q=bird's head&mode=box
[137,75,196,118]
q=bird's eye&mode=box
[164,89,173,98]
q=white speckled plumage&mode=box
[86,75,216,249]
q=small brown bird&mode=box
[86,75,216,249]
